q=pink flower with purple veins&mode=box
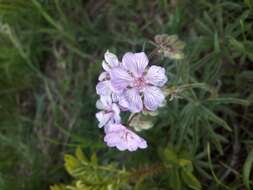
[95,50,169,151]
[96,50,120,96]
[95,96,121,129]
[104,124,147,151]
[110,52,167,112]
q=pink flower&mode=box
[96,50,169,151]
[110,52,167,112]
[104,124,147,151]
[96,50,120,96]
[96,96,121,128]
[102,50,120,72]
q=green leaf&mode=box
[204,11,215,30]
[206,97,250,106]
[214,32,220,53]
[196,19,212,35]
[178,159,192,168]
[163,145,178,165]
[178,83,215,94]
[169,169,182,190]
[243,149,253,190]
[50,184,67,190]
[75,146,87,162]
[244,0,253,11]
[91,153,98,165]
[181,170,201,190]
[64,154,81,176]
[229,37,245,52]
[199,106,231,131]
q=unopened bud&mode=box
[129,114,153,132]
[154,34,185,60]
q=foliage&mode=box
[50,147,129,190]
[0,0,252,190]
[51,146,202,190]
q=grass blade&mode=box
[243,149,253,190]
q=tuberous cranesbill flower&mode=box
[95,96,121,128]
[104,124,147,151]
[96,50,120,96]
[96,50,169,152]
[110,52,167,113]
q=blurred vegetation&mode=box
[0,0,252,189]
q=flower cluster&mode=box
[96,50,167,151]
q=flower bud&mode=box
[129,114,153,132]
[154,34,185,60]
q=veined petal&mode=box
[122,52,149,77]
[98,72,108,81]
[106,123,125,132]
[125,88,143,113]
[96,81,112,96]
[100,95,112,109]
[110,68,133,92]
[104,124,147,151]
[104,50,119,67]
[126,131,147,151]
[104,132,120,146]
[145,65,168,87]
[118,95,129,111]
[143,86,165,111]
[96,111,112,128]
[111,93,119,102]
[102,60,110,72]
[111,103,121,123]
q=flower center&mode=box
[133,77,145,90]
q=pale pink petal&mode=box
[104,124,123,145]
[103,122,114,133]
[111,103,120,115]
[138,139,148,149]
[96,111,112,128]
[111,103,121,123]
[125,88,143,113]
[122,52,148,77]
[127,131,147,151]
[128,132,147,150]
[104,124,147,151]
[105,123,125,133]
[143,86,165,111]
[118,95,129,111]
[110,68,133,92]
[102,61,110,72]
[116,142,128,151]
[145,65,168,87]
[111,93,119,102]
[110,93,129,111]
[104,50,119,67]
[96,97,121,129]
[127,139,138,151]
[100,96,112,109]
[104,132,120,147]
[96,99,104,110]
[96,81,112,96]
[98,72,108,81]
